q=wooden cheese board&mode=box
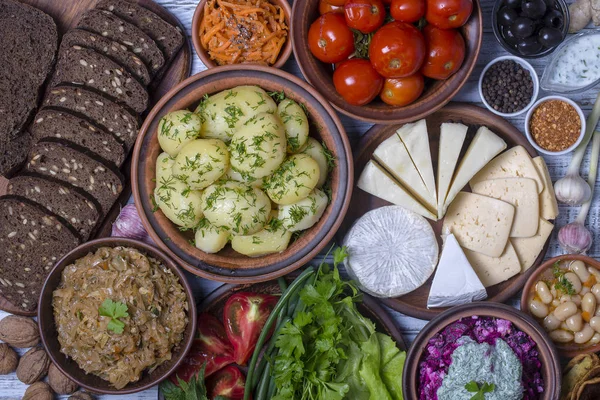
[339,103,552,320]
[0,0,192,316]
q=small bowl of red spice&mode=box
[525,96,586,155]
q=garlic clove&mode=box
[558,222,593,254]
[554,175,592,206]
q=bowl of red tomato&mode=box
[291,0,483,124]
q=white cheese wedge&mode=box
[396,119,437,205]
[372,132,436,211]
[343,206,439,298]
[462,242,521,288]
[470,145,544,194]
[437,122,468,218]
[442,126,507,216]
[511,218,554,272]
[532,156,559,220]
[427,234,487,308]
[442,192,515,258]
[471,178,540,238]
[357,161,437,220]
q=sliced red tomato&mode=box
[380,74,425,106]
[170,313,234,384]
[390,0,426,23]
[333,58,384,106]
[344,0,386,34]
[223,292,278,366]
[369,21,426,78]
[425,0,473,29]
[308,13,355,64]
[421,25,465,80]
[206,366,248,400]
[320,0,344,14]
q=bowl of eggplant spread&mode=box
[493,0,569,57]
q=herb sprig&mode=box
[553,262,576,295]
[465,381,495,400]
[99,299,129,334]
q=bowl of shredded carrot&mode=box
[192,0,292,69]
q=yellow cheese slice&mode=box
[511,218,554,272]
[469,146,544,194]
[442,192,515,258]
[471,178,540,238]
[532,157,559,220]
[437,123,468,218]
[462,242,521,288]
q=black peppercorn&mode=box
[481,60,534,114]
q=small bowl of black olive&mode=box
[493,0,570,58]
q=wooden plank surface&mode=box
[1,0,599,398]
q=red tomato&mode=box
[380,74,425,106]
[344,0,386,33]
[333,59,384,105]
[425,0,473,29]
[170,313,234,384]
[206,365,247,400]
[421,25,465,79]
[390,0,426,22]
[320,0,344,14]
[308,13,355,63]
[368,21,426,78]
[325,0,347,5]
[381,0,393,3]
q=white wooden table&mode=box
[1,0,599,398]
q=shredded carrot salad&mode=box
[199,0,288,66]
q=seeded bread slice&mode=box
[52,46,149,113]
[0,131,33,177]
[61,29,151,85]
[32,109,126,167]
[0,195,80,311]
[97,0,184,62]
[26,139,124,215]
[77,9,164,77]
[8,174,101,240]
[43,85,140,152]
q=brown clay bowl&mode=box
[521,254,600,358]
[131,65,353,283]
[192,0,293,69]
[291,0,483,124]
[403,302,561,400]
[37,238,197,395]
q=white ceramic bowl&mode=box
[478,55,539,118]
[524,96,586,156]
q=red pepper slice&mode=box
[223,292,278,366]
[170,312,234,384]
[206,365,249,400]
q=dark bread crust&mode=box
[0,131,33,178]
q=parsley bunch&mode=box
[161,364,227,400]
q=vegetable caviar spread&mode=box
[529,100,581,152]
[52,247,188,389]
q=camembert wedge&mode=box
[436,122,468,218]
[462,242,521,288]
[532,156,559,220]
[511,218,554,272]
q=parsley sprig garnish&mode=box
[465,381,495,400]
[553,262,576,295]
[99,299,129,334]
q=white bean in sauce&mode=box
[571,260,591,282]
[554,302,578,321]
[589,333,600,345]
[549,329,574,343]
[582,292,597,319]
[575,324,595,344]
[564,272,583,293]
[543,314,561,331]
[535,281,553,304]
[529,299,549,318]
[590,316,600,333]
[592,283,600,303]
[566,313,583,332]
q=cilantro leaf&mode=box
[482,383,496,393]
[99,299,129,334]
[465,381,479,392]
[465,381,495,400]
[333,246,348,267]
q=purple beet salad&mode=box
[418,316,544,400]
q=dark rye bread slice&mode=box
[61,29,151,85]
[8,174,100,240]
[0,195,80,311]
[32,109,126,167]
[43,86,139,152]
[77,9,164,77]
[26,139,124,216]
[0,131,33,177]
[52,46,149,113]
[97,0,184,62]
[0,0,58,142]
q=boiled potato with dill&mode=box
[155,176,203,229]
[301,138,332,188]
[156,152,175,181]
[266,154,320,205]
[225,167,266,189]
[172,139,229,190]
[194,219,229,253]
[278,189,328,232]
[195,86,277,142]
[228,112,286,179]
[157,110,202,157]
[201,181,271,236]
[231,212,292,257]
[278,99,309,153]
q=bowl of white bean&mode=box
[521,254,600,357]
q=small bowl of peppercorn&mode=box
[525,96,586,155]
[479,55,539,117]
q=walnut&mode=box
[69,391,95,400]
[22,381,53,400]
[16,346,50,384]
[0,343,18,374]
[48,363,78,394]
[0,315,39,348]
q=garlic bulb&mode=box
[554,174,592,205]
[558,222,593,254]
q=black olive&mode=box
[542,0,556,8]
[498,7,520,27]
[505,0,522,9]
[538,27,563,47]
[544,9,564,28]
[512,17,536,39]
[503,26,520,46]
[521,0,547,19]
[517,36,544,55]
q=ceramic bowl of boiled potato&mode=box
[521,254,600,357]
[131,65,352,283]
